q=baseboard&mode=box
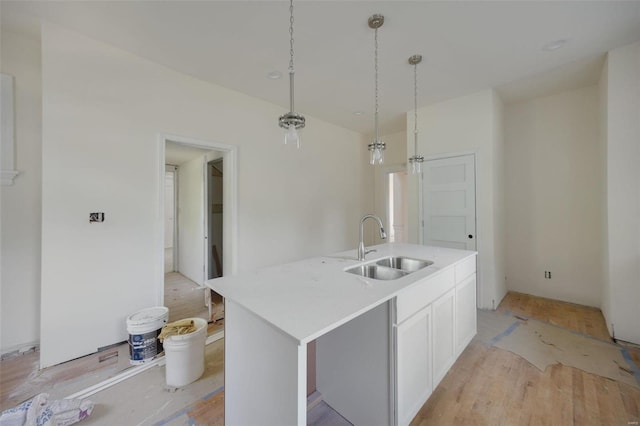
[205,330,224,344]
[307,390,323,411]
[65,332,224,400]
[1,341,40,360]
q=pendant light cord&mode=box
[414,61,418,156]
[374,27,380,142]
[289,0,295,112]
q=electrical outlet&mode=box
[544,271,552,279]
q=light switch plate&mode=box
[89,212,105,223]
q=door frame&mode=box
[157,133,238,305]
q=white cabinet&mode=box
[395,305,432,426]
[432,288,456,388]
[393,254,477,426]
[455,274,477,357]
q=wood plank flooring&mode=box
[2,291,638,425]
[496,291,611,341]
[0,272,222,411]
[410,292,640,425]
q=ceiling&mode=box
[2,1,640,135]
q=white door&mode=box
[422,154,476,250]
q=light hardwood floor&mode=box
[410,292,640,425]
[2,292,638,424]
[0,272,223,411]
[155,291,640,425]
[165,271,224,335]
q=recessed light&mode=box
[542,39,568,51]
[353,111,365,116]
[266,70,282,80]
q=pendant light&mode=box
[408,54,424,174]
[278,0,305,148]
[368,14,385,165]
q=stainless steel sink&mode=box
[375,256,433,273]
[345,264,408,280]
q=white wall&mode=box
[177,155,205,285]
[38,23,371,367]
[601,41,640,344]
[0,29,42,354]
[504,86,603,307]
[407,90,506,310]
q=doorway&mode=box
[386,168,408,243]
[159,135,237,329]
[207,158,223,280]
[422,154,476,250]
[164,166,177,273]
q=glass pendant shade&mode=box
[369,141,385,165]
[284,123,300,148]
[409,155,424,174]
[413,160,422,174]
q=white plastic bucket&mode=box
[126,306,169,365]
[164,317,208,387]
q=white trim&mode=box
[65,356,166,400]
[157,133,238,306]
[65,331,224,400]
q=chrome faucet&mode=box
[358,214,387,261]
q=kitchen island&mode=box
[206,243,477,426]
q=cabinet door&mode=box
[432,288,455,388]
[455,274,477,357]
[396,306,431,426]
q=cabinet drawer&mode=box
[454,255,476,284]
[396,268,455,324]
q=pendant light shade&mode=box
[278,0,305,147]
[408,54,424,174]
[368,14,385,165]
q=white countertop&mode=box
[206,243,476,345]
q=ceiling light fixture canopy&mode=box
[278,0,305,148]
[542,39,568,51]
[368,14,385,165]
[408,54,424,175]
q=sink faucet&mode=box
[358,214,387,261]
